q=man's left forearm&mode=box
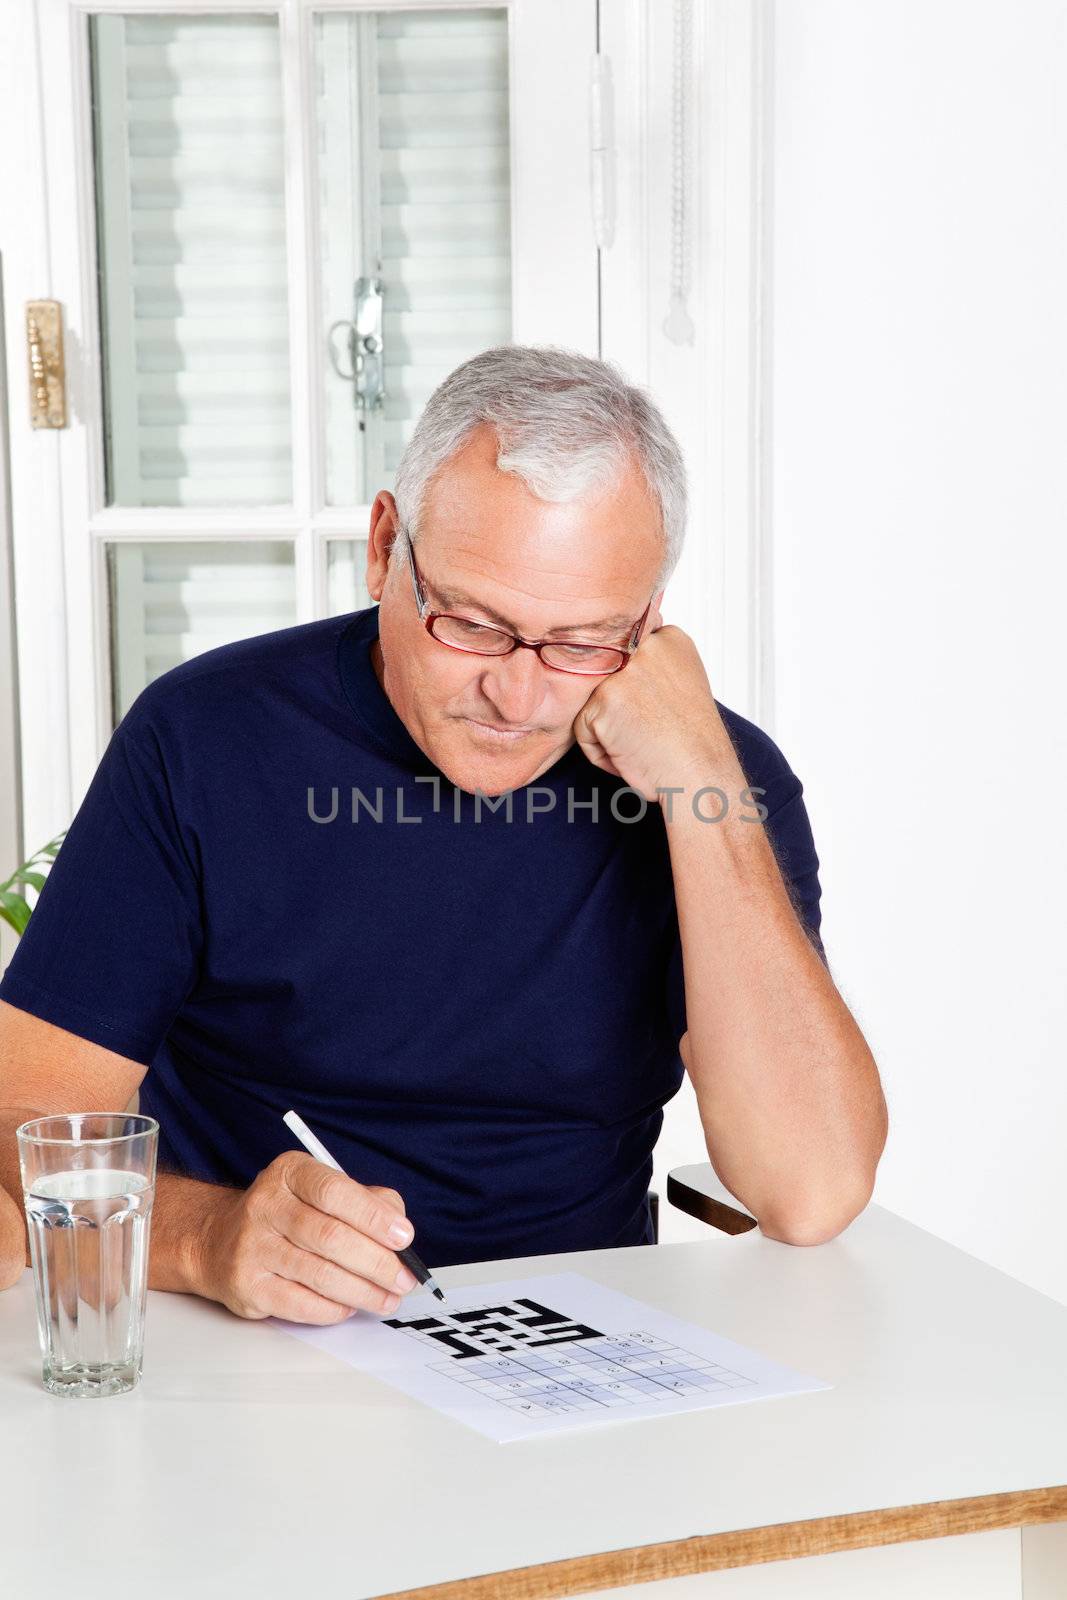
[665,747,888,1247]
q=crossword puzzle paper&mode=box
[273,1272,831,1443]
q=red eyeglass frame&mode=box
[404,539,654,676]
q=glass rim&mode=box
[15,1112,159,1147]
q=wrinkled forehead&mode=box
[412,428,665,601]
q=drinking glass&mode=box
[16,1113,158,1397]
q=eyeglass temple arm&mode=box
[402,529,425,611]
[629,597,656,651]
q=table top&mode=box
[2,1200,1065,1600]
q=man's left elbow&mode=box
[763,1183,875,1248]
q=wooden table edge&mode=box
[379,1484,1067,1600]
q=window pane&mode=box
[316,9,512,506]
[107,541,296,724]
[325,540,370,617]
[91,16,292,507]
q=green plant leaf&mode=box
[0,890,31,935]
[0,832,67,932]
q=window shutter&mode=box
[92,15,292,508]
[317,8,511,503]
[109,542,296,722]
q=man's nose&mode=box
[480,646,549,725]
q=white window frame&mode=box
[3,0,599,847]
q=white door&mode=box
[2,0,600,848]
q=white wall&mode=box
[768,0,1067,1304]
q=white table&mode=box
[1,1200,1065,1599]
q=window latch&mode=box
[328,276,385,412]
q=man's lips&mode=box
[462,716,540,742]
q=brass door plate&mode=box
[26,299,67,430]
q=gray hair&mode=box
[392,345,687,587]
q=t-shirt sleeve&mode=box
[666,710,826,1042]
[0,709,203,1065]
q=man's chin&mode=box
[432,726,571,796]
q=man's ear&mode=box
[365,492,401,601]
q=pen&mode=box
[282,1109,445,1302]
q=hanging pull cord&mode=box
[664,0,696,345]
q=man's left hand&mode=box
[572,614,732,801]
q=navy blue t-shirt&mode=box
[0,606,824,1267]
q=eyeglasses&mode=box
[405,539,653,677]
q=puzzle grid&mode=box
[381,1295,758,1418]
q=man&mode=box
[0,347,887,1321]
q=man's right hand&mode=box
[0,1005,423,1323]
[195,1151,420,1324]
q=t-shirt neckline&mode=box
[336,605,430,769]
